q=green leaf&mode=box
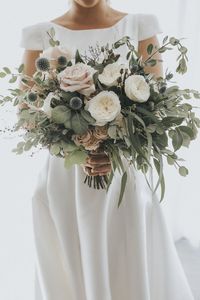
[0,72,6,78]
[126,51,131,60]
[147,59,157,67]
[162,35,168,44]
[181,132,191,147]
[50,144,61,155]
[75,50,85,64]
[80,109,96,124]
[136,106,160,123]
[147,44,154,55]
[24,141,33,151]
[64,150,87,169]
[64,119,72,129]
[107,126,117,139]
[172,129,183,151]
[153,157,165,202]
[71,113,88,134]
[49,39,56,47]
[9,76,17,83]
[178,126,194,140]
[162,116,184,127]
[117,171,127,208]
[61,141,78,152]
[127,115,149,165]
[106,169,114,192]
[167,156,175,165]
[3,67,11,74]
[51,105,71,124]
[49,27,55,37]
[18,64,25,73]
[179,166,189,176]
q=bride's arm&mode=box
[17,50,42,129]
[138,35,163,78]
[18,50,42,110]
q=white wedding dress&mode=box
[20,13,195,300]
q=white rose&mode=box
[124,75,150,102]
[98,62,124,86]
[86,91,121,126]
[40,46,74,68]
[57,62,97,96]
[42,92,59,118]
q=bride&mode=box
[19,0,194,299]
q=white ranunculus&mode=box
[98,62,125,86]
[124,75,150,102]
[42,92,59,118]
[86,91,121,126]
[40,46,74,68]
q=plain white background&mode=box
[0,0,199,299]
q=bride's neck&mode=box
[67,1,112,25]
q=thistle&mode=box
[57,56,67,67]
[69,97,83,110]
[27,92,37,102]
[35,57,50,71]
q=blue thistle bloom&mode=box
[69,97,83,110]
[27,92,37,102]
[57,56,67,66]
[35,57,50,71]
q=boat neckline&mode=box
[48,13,130,32]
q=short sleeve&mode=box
[138,14,163,41]
[20,23,44,50]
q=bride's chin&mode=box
[73,0,104,8]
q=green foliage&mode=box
[0,31,200,206]
[64,150,88,169]
[51,105,71,124]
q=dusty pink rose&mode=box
[93,126,108,140]
[73,126,108,151]
[57,63,97,96]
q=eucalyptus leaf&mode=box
[64,150,87,169]
[179,166,189,176]
[71,113,88,134]
[50,144,61,155]
[9,76,17,83]
[52,105,71,124]
[0,72,6,78]
[3,67,11,74]
[80,109,96,124]
[172,129,183,151]
[117,171,127,208]
[147,44,154,55]
[18,64,25,73]
[108,126,117,139]
[61,141,78,152]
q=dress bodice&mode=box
[19,13,162,60]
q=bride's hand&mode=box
[82,150,111,176]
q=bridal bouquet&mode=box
[1,28,200,206]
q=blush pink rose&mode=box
[57,63,97,96]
